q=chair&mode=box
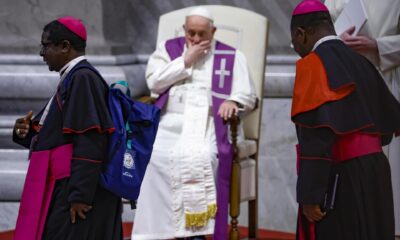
[156,5,269,239]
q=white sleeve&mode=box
[228,50,257,112]
[325,0,400,72]
[377,33,400,72]
[146,41,193,95]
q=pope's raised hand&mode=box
[184,40,211,68]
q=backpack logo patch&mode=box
[123,151,135,170]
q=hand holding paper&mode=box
[341,29,378,53]
[334,0,368,36]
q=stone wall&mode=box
[0,0,300,55]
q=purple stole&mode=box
[14,144,72,240]
[155,37,235,239]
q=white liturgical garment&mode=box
[132,39,256,239]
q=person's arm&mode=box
[68,131,105,223]
[228,51,257,111]
[340,24,400,72]
[146,42,193,95]
[68,132,105,205]
[61,69,114,222]
[12,111,36,149]
[218,51,256,120]
[296,126,336,222]
[326,0,400,72]
[376,34,400,71]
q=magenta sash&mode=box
[158,37,236,239]
[332,132,382,162]
[296,132,382,239]
[14,143,72,240]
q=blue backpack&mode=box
[64,64,160,201]
[101,80,160,200]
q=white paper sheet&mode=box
[334,0,368,36]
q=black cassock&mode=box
[292,40,400,240]
[14,60,122,240]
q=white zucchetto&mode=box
[186,7,214,22]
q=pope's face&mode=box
[184,16,216,45]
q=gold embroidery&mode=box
[185,204,217,228]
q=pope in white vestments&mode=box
[132,7,256,240]
[326,0,400,235]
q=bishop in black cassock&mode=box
[13,16,122,240]
[290,1,400,240]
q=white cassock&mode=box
[132,40,256,239]
[326,0,400,235]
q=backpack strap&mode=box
[57,62,108,109]
[110,80,133,150]
[62,62,104,89]
[126,122,133,150]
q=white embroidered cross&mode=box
[215,58,231,89]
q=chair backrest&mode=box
[157,5,268,140]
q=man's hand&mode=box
[339,25,356,40]
[340,26,378,53]
[302,204,326,223]
[218,100,239,121]
[70,202,92,223]
[14,111,33,139]
[184,40,211,68]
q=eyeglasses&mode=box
[39,41,54,52]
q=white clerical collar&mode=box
[312,35,341,51]
[59,55,87,80]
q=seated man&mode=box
[132,7,256,240]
